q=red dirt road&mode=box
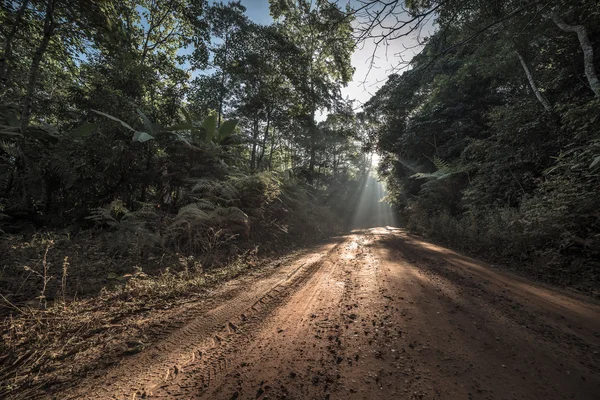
[64,228,600,399]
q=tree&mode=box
[0,0,30,89]
[269,0,354,183]
[18,0,125,131]
[206,1,249,128]
[549,10,600,97]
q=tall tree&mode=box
[269,0,354,183]
[206,0,248,128]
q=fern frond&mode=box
[44,158,76,188]
[411,157,464,180]
[191,179,239,202]
[433,156,452,173]
[0,140,22,158]
[86,200,128,226]
[213,206,248,225]
[196,198,217,210]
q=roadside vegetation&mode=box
[362,0,600,294]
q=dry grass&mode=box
[0,248,260,399]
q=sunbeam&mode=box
[351,169,396,229]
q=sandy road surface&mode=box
[64,228,600,399]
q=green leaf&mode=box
[67,123,98,138]
[165,123,196,131]
[181,107,193,124]
[590,155,600,170]
[201,114,217,142]
[41,122,60,136]
[92,109,135,131]
[0,127,23,138]
[217,119,239,142]
[26,127,59,143]
[0,106,20,127]
[132,131,154,142]
[137,109,161,134]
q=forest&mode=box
[0,0,599,399]
[364,0,600,292]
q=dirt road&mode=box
[64,228,600,399]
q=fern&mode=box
[411,156,463,180]
[0,168,12,195]
[43,157,76,189]
[195,198,217,210]
[433,157,452,172]
[86,200,128,227]
[169,203,211,228]
[212,206,249,225]
[166,200,249,254]
[191,179,238,204]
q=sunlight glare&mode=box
[351,169,396,230]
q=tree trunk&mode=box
[550,12,600,97]
[250,117,259,170]
[21,0,56,132]
[257,108,271,170]
[268,133,277,171]
[515,50,553,112]
[333,150,338,178]
[308,121,316,184]
[217,34,229,129]
[0,0,30,89]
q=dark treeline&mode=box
[362,0,599,292]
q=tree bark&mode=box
[333,149,338,178]
[308,136,316,183]
[250,117,259,170]
[217,34,229,129]
[267,133,277,171]
[0,0,30,89]
[257,108,271,170]
[21,0,56,132]
[515,50,553,112]
[550,12,600,98]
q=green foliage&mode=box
[365,1,600,290]
[410,157,463,181]
[0,0,365,291]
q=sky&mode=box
[238,0,435,110]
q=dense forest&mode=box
[362,0,599,291]
[0,0,599,397]
[0,0,371,297]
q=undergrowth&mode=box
[0,248,261,399]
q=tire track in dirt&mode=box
[368,228,600,399]
[153,257,343,398]
[63,239,343,399]
[180,234,371,400]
